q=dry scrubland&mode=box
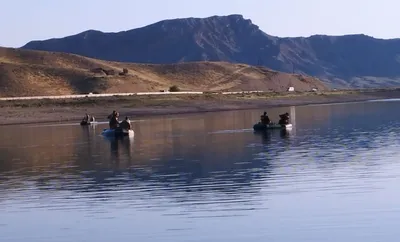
[0,47,328,97]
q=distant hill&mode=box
[0,47,327,97]
[21,14,400,89]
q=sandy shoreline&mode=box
[1,90,400,126]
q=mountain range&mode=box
[18,14,400,89]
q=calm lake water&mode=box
[1,100,400,242]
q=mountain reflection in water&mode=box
[1,102,400,242]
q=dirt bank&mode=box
[1,90,400,125]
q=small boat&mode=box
[80,116,96,125]
[101,128,134,138]
[80,120,97,125]
[80,121,99,126]
[253,122,293,131]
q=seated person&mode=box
[82,113,90,123]
[260,111,271,124]
[107,110,117,119]
[278,112,290,125]
[89,116,95,122]
[119,117,132,130]
[109,113,119,129]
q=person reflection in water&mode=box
[280,129,289,138]
[260,130,272,144]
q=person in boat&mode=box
[119,116,132,130]
[107,110,117,120]
[82,113,90,123]
[260,111,271,125]
[109,111,120,129]
[89,116,95,122]
[278,112,290,125]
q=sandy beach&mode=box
[1,89,400,126]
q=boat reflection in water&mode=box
[2,101,400,242]
[0,107,300,222]
[102,131,135,162]
[253,128,291,142]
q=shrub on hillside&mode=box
[104,69,115,75]
[169,85,180,92]
[119,68,129,75]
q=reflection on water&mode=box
[1,102,400,242]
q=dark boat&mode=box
[80,120,91,125]
[253,122,293,131]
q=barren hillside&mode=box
[0,47,328,97]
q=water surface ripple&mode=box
[1,101,400,241]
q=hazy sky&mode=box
[1,0,399,47]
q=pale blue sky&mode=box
[1,0,399,47]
